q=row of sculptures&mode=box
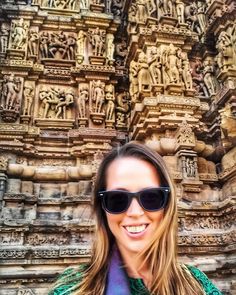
[30,0,123,15]
[0,75,130,126]
[128,0,208,32]
[0,20,122,64]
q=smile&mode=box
[124,224,148,234]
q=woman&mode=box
[50,142,223,295]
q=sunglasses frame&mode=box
[98,187,170,214]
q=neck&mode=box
[118,245,152,287]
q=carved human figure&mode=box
[136,0,147,23]
[216,31,234,71]
[66,34,76,60]
[0,23,9,53]
[28,29,39,56]
[55,90,74,119]
[77,84,89,118]
[165,44,181,84]
[175,0,185,24]
[185,157,196,178]
[111,0,122,17]
[77,30,87,56]
[137,51,152,92]
[92,80,105,113]
[149,47,162,84]
[3,74,21,110]
[39,31,49,58]
[11,18,28,50]
[39,87,60,118]
[197,1,206,33]
[80,0,89,9]
[146,0,156,16]
[105,84,115,121]
[23,84,34,116]
[129,60,139,102]
[116,91,130,126]
[88,27,105,56]
[159,0,173,16]
[48,31,67,59]
[181,54,193,89]
[184,3,201,33]
[202,59,217,96]
[106,34,114,61]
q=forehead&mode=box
[105,157,161,191]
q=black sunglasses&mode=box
[98,187,170,214]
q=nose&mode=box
[126,197,144,216]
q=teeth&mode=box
[125,225,146,233]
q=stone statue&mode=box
[22,84,34,116]
[197,1,206,33]
[159,0,173,17]
[136,0,147,23]
[39,88,57,118]
[116,91,130,127]
[91,80,105,113]
[2,74,21,110]
[106,34,115,62]
[175,0,185,24]
[77,30,87,56]
[28,29,39,56]
[181,54,193,90]
[185,157,196,178]
[11,18,28,50]
[149,47,162,84]
[55,90,74,119]
[39,32,49,58]
[88,27,106,56]
[146,0,156,16]
[66,34,76,60]
[184,3,201,33]
[137,51,152,92]
[216,31,234,71]
[115,38,127,66]
[129,60,139,102]
[165,44,181,84]
[48,31,67,59]
[77,84,89,118]
[105,84,115,121]
[80,0,89,9]
[111,0,122,17]
[0,23,9,53]
[202,59,217,96]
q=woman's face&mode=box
[105,157,164,256]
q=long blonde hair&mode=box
[52,142,204,295]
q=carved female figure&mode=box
[175,0,185,24]
[92,80,105,113]
[77,85,89,118]
[39,32,49,58]
[129,60,139,102]
[105,84,115,121]
[77,30,87,56]
[106,34,115,61]
[137,51,152,92]
[136,0,147,23]
[88,27,105,57]
[165,44,181,84]
[4,74,21,110]
[202,59,217,96]
[182,55,193,90]
[28,29,39,56]
[11,18,28,50]
[149,48,162,84]
[23,84,34,116]
[55,91,74,119]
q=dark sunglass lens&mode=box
[104,191,128,213]
[140,189,165,211]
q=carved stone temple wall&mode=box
[0,0,235,294]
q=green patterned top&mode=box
[49,265,223,295]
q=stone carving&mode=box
[219,104,236,143]
[77,83,89,119]
[176,120,195,147]
[165,44,181,84]
[136,0,148,23]
[42,0,76,9]
[115,38,127,66]
[149,47,162,84]
[0,23,10,53]
[105,84,115,122]
[111,0,122,17]
[80,0,89,9]
[91,80,105,113]
[159,0,174,17]
[39,31,76,60]
[17,288,35,295]
[216,31,235,71]
[22,83,34,116]
[184,156,197,178]
[196,1,206,33]
[39,87,74,119]
[26,233,69,246]
[129,60,139,102]
[137,51,152,92]
[116,91,130,128]
[184,3,201,33]
[106,34,115,64]
[181,52,193,90]
[0,232,22,245]
[76,30,87,60]
[1,74,21,111]
[88,27,106,56]
[28,29,39,56]
[146,0,156,17]
[10,18,28,50]
[0,156,8,171]
[175,0,185,24]
[202,58,217,96]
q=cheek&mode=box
[149,210,164,223]
[106,213,122,230]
